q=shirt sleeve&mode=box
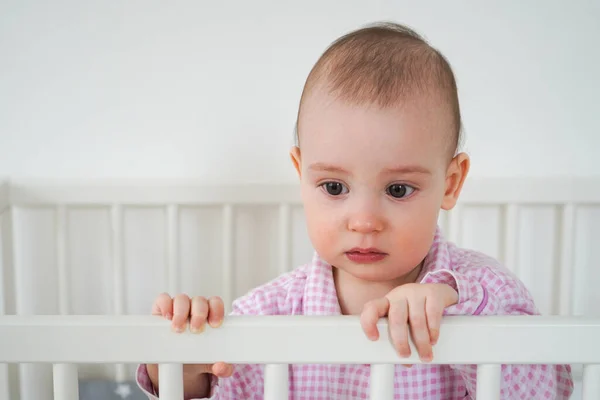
[135,291,277,400]
[421,268,575,399]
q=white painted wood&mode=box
[476,364,501,400]
[52,363,78,400]
[110,205,127,382]
[501,204,519,270]
[515,206,558,315]
[264,364,289,400]
[0,210,18,400]
[9,181,302,206]
[369,364,394,400]
[447,205,462,245]
[56,206,70,315]
[0,364,8,400]
[571,206,600,318]
[461,206,501,260]
[582,364,600,399]
[158,363,183,400]
[167,204,179,294]
[2,179,600,397]
[558,204,575,316]
[0,209,10,400]
[457,177,600,204]
[7,178,600,206]
[0,315,599,364]
[111,205,125,316]
[0,214,6,317]
[437,209,448,238]
[222,205,234,310]
[278,204,291,275]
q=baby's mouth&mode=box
[345,248,388,263]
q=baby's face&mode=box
[292,89,468,283]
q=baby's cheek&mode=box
[305,208,339,255]
[392,215,437,259]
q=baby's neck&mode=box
[333,264,422,316]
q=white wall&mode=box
[0,0,599,181]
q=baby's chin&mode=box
[333,259,419,284]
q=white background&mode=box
[1,0,599,181]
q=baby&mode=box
[136,22,574,399]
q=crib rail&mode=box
[1,315,600,399]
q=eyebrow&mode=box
[381,165,431,175]
[307,163,349,174]
[307,163,431,175]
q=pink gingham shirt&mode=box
[136,228,574,399]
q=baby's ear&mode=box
[441,153,470,210]
[290,146,302,178]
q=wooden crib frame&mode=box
[1,178,600,399]
[1,314,599,399]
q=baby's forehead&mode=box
[297,88,457,161]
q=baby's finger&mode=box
[425,296,444,345]
[360,297,390,340]
[207,297,225,328]
[172,294,191,333]
[152,293,173,319]
[388,298,411,359]
[190,296,209,333]
[407,296,432,362]
[212,362,234,378]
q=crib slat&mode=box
[558,203,575,316]
[53,363,78,400]
[110,205,127,382]
[0,364,9,400]
[369,364,394,400]
[0,211,10,400]
[264,364,288,400]
[582,364,600,399]
[476,364,500,400]
[111,205,125,316]
[56,206,70,315]
[278,204,291,275]
[447,205,462,245]
[222,205,234,311]
[167,204,179,294]
[501,204,519,270]
[158,363,183,400]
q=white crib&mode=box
[1,177,600,399]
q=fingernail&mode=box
[165,313,173,320]
[171,324,184,333]
[422,354,433,362]
[209,319,222,328]
[191,324,205,334]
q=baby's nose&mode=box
[348,213,384,233]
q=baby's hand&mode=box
[151,293,233,378]
[360,283,458,365]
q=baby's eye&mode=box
[387,184,415,199]
[321,182,348,196]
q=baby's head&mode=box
[290,22,470,284]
